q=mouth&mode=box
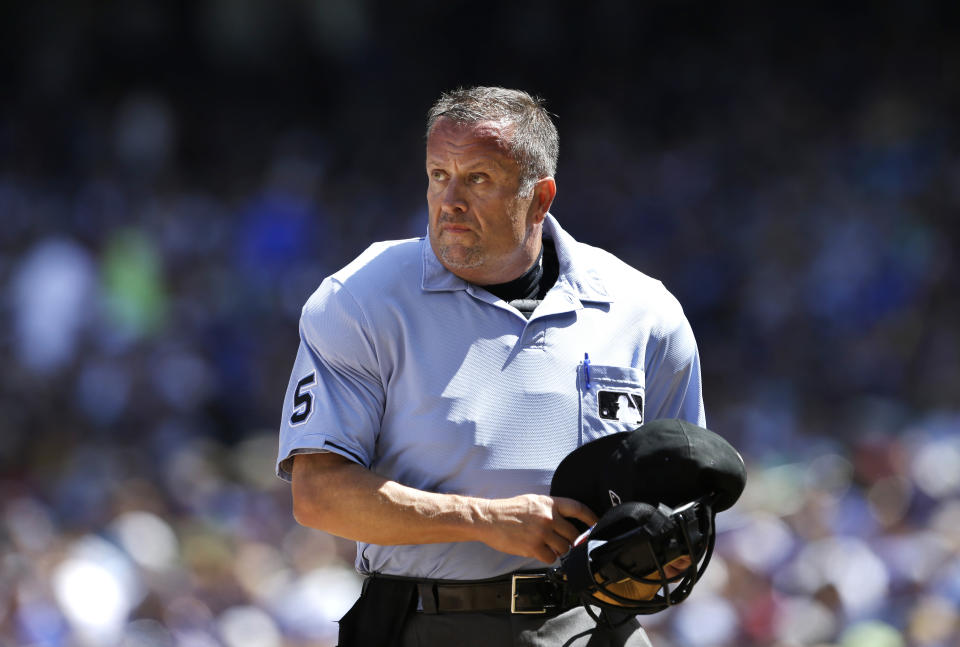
[439,222,475,235]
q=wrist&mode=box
[458,495,493,543]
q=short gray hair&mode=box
[426,87,559,195]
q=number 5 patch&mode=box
[290,372,316,425]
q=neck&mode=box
[482,241,548,303]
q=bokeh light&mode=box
[51,536,144,645]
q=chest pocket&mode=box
[579,364,645,443]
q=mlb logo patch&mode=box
[598,391,643,426]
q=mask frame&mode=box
[554,498,717,619]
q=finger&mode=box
[551,514,584,546]
[533,544,559,565]
[544,530,572,558]
[553,497,599,528]
[660,555,693,579]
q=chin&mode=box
[438,246,485,271]
[442,258,485,274]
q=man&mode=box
[276,87,705,646]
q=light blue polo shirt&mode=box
[276,214,705,580]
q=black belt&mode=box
[412,572,573,615]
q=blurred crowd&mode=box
[2,1,959,646]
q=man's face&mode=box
[425,118,553,285]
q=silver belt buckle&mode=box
[511,574,547,614]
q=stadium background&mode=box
[2,2,959,646]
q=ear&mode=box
[528,177,557,224]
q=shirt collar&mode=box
[421,214,613,304]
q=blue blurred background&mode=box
[2,2,959,646]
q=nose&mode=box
[440,178,468,214]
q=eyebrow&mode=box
[425,156,510,172]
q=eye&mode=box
[468,173,486,184]
[430,169,447,182]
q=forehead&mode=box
[426,118,516,165]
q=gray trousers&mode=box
[398,607,654,647]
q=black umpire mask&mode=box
[549,419,747,617]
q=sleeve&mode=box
[276,277,385,482]
[642,287,706,427]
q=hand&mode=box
[661,555,692,579]
[478,494,598,564]
[592,554,693,605]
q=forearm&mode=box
[291,452,486,545]
[290,452,597,564]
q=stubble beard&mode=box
[437,243,485,270]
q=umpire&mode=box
[276,87,708,646]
